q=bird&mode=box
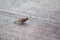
[15,18,29,24]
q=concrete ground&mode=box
[0,11,60,40]
[0,0,60,40]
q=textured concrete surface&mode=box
[0,0,60,40]
[0,11,60,40]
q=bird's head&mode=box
[26,18,29,20]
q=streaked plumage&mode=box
[15,18,29,24]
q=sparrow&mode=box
[15,18,29,24]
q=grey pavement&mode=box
[0,0,60,40]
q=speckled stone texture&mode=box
[0,0,60,40]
